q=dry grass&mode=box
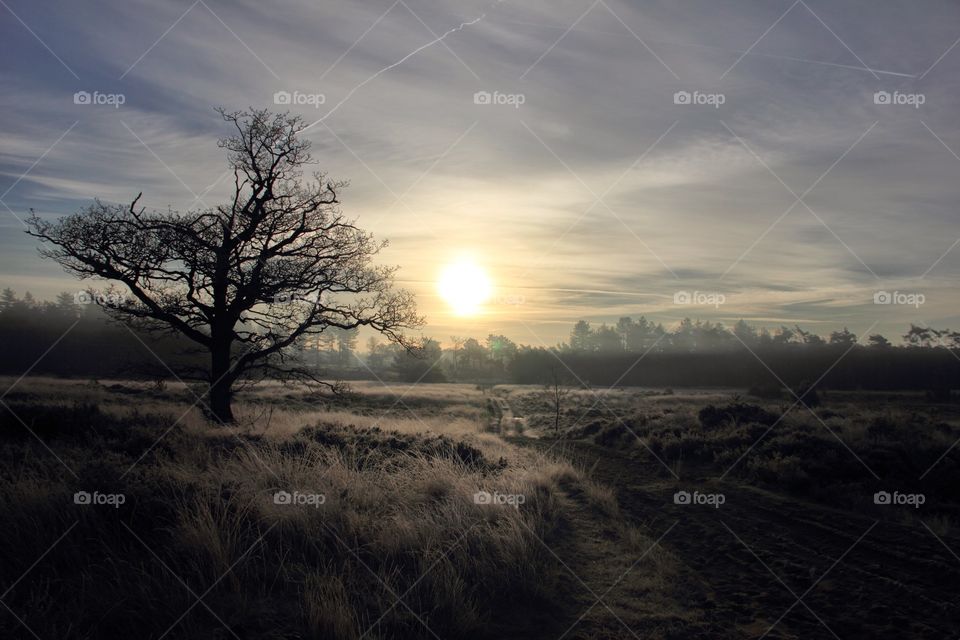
[0,376,647,639]
[534,388,960,525]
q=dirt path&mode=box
[488,394,532,436]
[510,438,960,639]
[489,469,698,640]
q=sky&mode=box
[2,0,960,348]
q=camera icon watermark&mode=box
[73,91,126,108]
[271,292,322,305]
[673,490,725,508]
[873,490,924,508]
[673,90,725,108]
[273,490,326,508]
[473,90,525,108]
[873,290,924,308]
[473,490,525,509]
[74,490,126,508]
[873,91,925,108]
[674,290,725,308]
[273,90,326,108]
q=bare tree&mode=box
[544,366,572,436]
[26,108,422,422]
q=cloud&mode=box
[2,0,960,343]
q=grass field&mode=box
[499,384,960,637]
[4,377,960,638]
[0,377,674,639]
[501,385,960,525]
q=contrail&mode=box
[723,50,915,78]
[306,4,503,130]
[489,17,915,78]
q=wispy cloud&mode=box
[2,0,960,341]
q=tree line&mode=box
[505,317,960,392]
[567,317,897,353]
[6,289,958,393]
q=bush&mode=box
[866,415,897,441]
[295,423,501,472]
[698,403,778,429]
[795,380,821,407]
[925,386,952,402]
[0,401,106,440]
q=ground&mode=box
[501,385,960,638]
[1,378,958,638]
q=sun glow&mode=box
[437,259,492,316]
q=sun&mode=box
[438,259,492,316]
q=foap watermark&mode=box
[674,290,725,308]
[673,90,725,108]
[74,291,127,307]
[874,290,924,308]
[274,90,326,108]
[73,91,125,108]
[873,490,925,508]
[74,490,126,508]
[474,91,525,108]
[496,294,526,306]
[474,490,525,509]
[274,490,326,508]
[673,490,725,509]
[873,91,925,108]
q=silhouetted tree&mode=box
[944,331,960,349]
[544,366,573,436]
[332,326,359,366]
[392,338,445,382]
[772,326,796,345]
[366,337,389,369]
[569,320,592,352]
[54,291,78,316]
[0,288,17,312]
[26,108,421,422]
[795,325,825,346]
[593,323,622,353]
[733,319,757,347]
[904,325,936,348]
[486,334,517,369]
[829,327,858,347]
[867,334,891,348]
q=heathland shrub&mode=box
[795,380,821,407]
[294,423,502,472]
[698,402,778,429]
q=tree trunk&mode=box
[209,381,234,423]
[208,336,235,423]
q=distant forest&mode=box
[2,288,959,392]
[509,318,960,394]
